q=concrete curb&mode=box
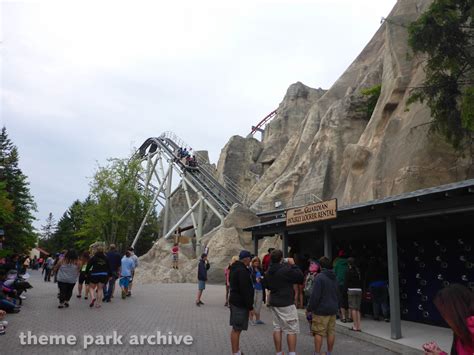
[335,324,423,355]
[296,310,423,355]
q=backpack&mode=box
[304,273,316,297]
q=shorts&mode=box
[270,305,300,334]
[119,276,131,288]
[78,272,89,285]
[198,280,206,290]
[312,315,336,337]
[89,275,108,284]
[348,290,362,310]
[229,305,249,331]
[172,254,178,262]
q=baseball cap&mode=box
[239,250,252,260]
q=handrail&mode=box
[159,131,248,204]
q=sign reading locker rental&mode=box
[286,199,337,227]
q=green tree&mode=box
[408,0,474,149]
[78,157,156,251]
[0,127,37,254]
[39,200,90,253]
[40,212,56,240]
[0,181,14,226]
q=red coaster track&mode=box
[249,109,277,136]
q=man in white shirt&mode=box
[127,247,139,296]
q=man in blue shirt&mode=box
[104,244,122,302]
[119,251,135,299]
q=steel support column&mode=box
[131,166,171,248]
[196,195,204,256]
[386,216,402,339]
[253,235,259,256]
[163,163,173,235]
[323,224,332,260]
[163,198,201,240]
[282,231,289,258]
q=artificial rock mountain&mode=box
[135,0,474,284]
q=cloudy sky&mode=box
[1,0,396,229]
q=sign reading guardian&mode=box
[286,199,337,226]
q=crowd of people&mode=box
[51,245,139,308]
[0,245,140,336]
[1,243,473,354]
[213,247,474,355]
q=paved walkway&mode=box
[2,271,397,354]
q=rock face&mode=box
[218,0,473,211]
[135,204,259,284]
[216,136,263,195]
[140,0,474,284]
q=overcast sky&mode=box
[1,0,396,229]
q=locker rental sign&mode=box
[286,199,337,227]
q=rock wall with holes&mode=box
[138,0,474,291]
[216,0,473,210]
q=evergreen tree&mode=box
[40,212,56,240]
[0,127,37,254]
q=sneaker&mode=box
[198,301,204,305]
[19,295,26,300]
[255,320,265,325]
[1,321,8,328]
[127,292,132,297]
[0,325,5,335]
[249,320,256,326]
[121,290,126,299]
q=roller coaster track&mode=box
[131,132,248,250]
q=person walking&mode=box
[264,249,304,355]
[119,251,135,299]
[250,256,265,325]
[127,247,138,296]
[225,256,238,307]
[423,284,474,355]
[104,244,121,302]
[334,250,349,322]
[345,257,363,332]
[229,250,254,355]
[307,256,339,355]
[77,251,90,299]
[196,253,210,306]
[44,255,54,282]
[55,250,81,309]
[85,246,111,308]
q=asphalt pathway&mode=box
[1,270,397,354]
